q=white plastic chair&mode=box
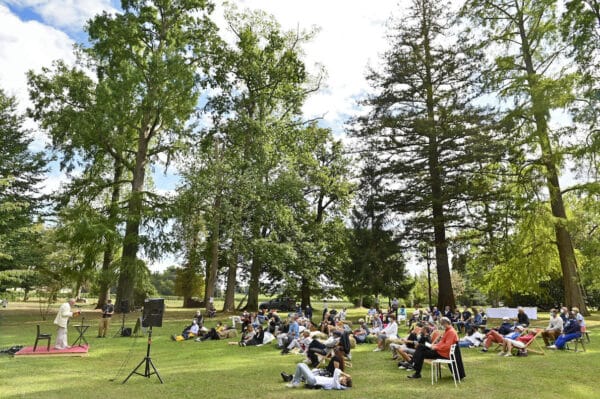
[431,344,460,387]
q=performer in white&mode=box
[54,298,80,349]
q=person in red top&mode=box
[407,317,459,379]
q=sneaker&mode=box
[195,337,202,342]
[547,345,557,349]
[280,372,293,382]
[480,348,488,353]
[407,373,421,379]
[503,353,512,357]
[399,364,406,369]
[373,348,382,352]
[286,382,300,388]
[497,351,505,356]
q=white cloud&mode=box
[3,0,118,30]
[219,0,402,131]
[0,4,75,112]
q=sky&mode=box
[0,0,405,271]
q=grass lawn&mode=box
[0,301,597,399]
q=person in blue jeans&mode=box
[282,363,352,389]
[548,311,581,349]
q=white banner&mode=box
[485,307,538,320]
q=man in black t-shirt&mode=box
[98,299,114,337]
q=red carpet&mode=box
[15,344,89,357]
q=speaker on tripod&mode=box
[123,298,165,384]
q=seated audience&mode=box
[373,315,398,351]
[481,325,523,352]
[499,328,538,356]
[548,311,581,349]
[517,307,530,327]
[458,327,485,348]
[171,318,200,341]
[197,321,237,341]
[542,308,563,346]
[406,317,459,379]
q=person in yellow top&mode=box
[54,298,80,349]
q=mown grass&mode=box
[0,301,597,399]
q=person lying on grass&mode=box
[280,355,352,390]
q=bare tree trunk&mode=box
[116,128,150,312]
[223,245,238,312]
[97,161,122,309]
[517,13,589,315]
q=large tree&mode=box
[354,0,499,309]
[461,0,589,313]
[71,0,218,310]
[0,88,46,285]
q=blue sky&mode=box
[0,0,401,270]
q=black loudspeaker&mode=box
[119,299,130,313]
[142,298,164,327]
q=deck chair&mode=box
[511,329,545,355]
[33,325,52,352]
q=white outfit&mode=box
[54,302,74,349]
[291,363,346,390]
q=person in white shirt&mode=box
[373,315,398,351]
[542,308,564,346]
[284,363,352,389]
[54,298,80,350]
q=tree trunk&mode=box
[300,277,311,309]
[204,194,221,304]
[246,256,260,312]
[116,129,149,312]
[422,24,455,310]
[97,161,122,309]
[223,245,238,312]
[517,13,589,315]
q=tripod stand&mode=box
[122,326,163,384]
[113,312,127,337]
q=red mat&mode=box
[15,344,89,357]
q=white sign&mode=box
[485,307,538,320]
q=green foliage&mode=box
[150,266,178,296]
[0,89,46,271]
[174,266,205,300]
[353,0,502,308]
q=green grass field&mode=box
[0,301,597,399]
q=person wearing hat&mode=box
[542,309,564,346]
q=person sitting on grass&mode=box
[282,330,312,354]
[373,315,398,352]
[406,317,459,379]
[235,324,256,346]
[243,325,265,346]
[498,327,537,356]
[171,318,200,341]
[548,311,581,350]
[458,326,485,348]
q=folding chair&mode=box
[512,329,545,355]
[431,344,460,387]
